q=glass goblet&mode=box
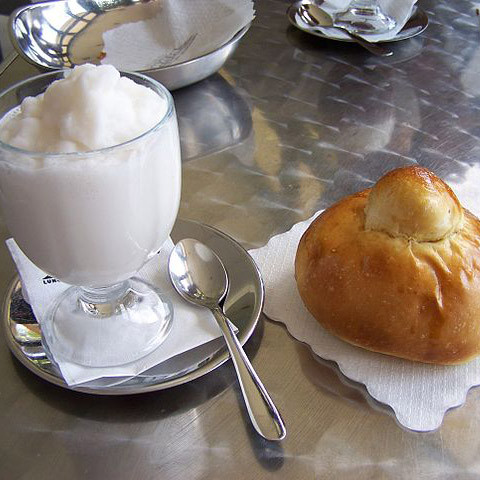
[0,70,181,367]
[335,0,396,34]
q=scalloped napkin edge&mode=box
[248,211,480,432]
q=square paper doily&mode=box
[249,212,480,432]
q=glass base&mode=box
[41,278,173,367]
[335,4,396,34]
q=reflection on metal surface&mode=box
[9,0,250,89]
[174,74,253,160]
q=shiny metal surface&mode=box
[297,3,394,56]
[169,239,285,441]
[288,1,429,43]
[2,0,480,477]
[9,0,250,90]
[3,219,264,394]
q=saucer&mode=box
[287,2,428,43]
[2,219,264,395]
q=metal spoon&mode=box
[298,3,393,57]
[168,238,286,441]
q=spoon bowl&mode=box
[169,239,227,309]
[169,238,286,441]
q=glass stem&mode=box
[79,281,134,317]
[335,0,396,34]
[346,0,382,14]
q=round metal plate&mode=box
[2,218,264,395]
[287,2,428,43]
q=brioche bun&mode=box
[295,166,480,364]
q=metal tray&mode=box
[9,0,250,90]
[2,218,264,394]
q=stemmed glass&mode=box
[0,70,182,367]
[335,0,396,34]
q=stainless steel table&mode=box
[2,0,480,478]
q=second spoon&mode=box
[298,3,393,57]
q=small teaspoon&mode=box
[168,238,286,441]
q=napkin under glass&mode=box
[7,237,224,387]
[249,166,480,432]
[298,0,418,43]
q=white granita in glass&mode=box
[0,64,181,287]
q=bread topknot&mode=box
[364,166,463,242]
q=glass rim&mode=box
[0,69,175,158]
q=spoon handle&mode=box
[338,28,393,56]
[212,307,286,441]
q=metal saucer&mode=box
[287,1,428,43]
[2,218,264,395]
[9,0,251,90]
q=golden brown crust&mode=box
[295,167,480,365]
[365,166,463,242]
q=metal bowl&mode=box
[9,0,250,90]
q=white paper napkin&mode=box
[6,238,223,387]
[249,169,480,432]
[297,0,417,43]
[100,0,255,71]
